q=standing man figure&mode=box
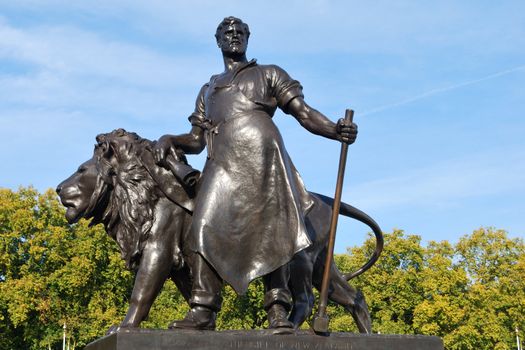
[153,16,357,330]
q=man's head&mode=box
[215,16,250,57]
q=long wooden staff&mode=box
[313,109,354,333]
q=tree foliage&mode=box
[0,188,133,349]
[1,188,523,350]
[342,229,524,350]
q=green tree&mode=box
[340,230,426,334]
[0,188,133,349]
[447,228,524,350]
[412,240,469,346]
[338,228,524,350]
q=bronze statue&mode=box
[56,129,382,333]
[152,16,362,331]
[56,16,385,337]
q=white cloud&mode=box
[0,20,211,88]
[0,18,222,128]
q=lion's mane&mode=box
[91,129,159,270]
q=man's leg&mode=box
[263,263,294,329]
[169,253,223,330]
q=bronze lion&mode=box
[56,129,382,333]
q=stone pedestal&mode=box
[85,329,444,350]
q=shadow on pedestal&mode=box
[85,329,444,350]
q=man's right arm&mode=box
[154,126,205,164]
[153,83,209,164]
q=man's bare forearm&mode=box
[287,97,338,140]
[161,127,206,154]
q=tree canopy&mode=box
[0,188,523,349]
[0,188,133,349]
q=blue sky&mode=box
[1,1,524,252]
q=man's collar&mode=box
[229,59,257,82]
[234,58,257,73]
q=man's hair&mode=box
[215,16,250,40]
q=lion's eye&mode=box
[77,167,86,174]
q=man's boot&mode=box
[264,288,294,329]
[169,290,221,330]
[168,305,216,330]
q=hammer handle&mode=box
[313,108,354,333]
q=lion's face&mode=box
[57,157,99,223]
[56,128,193,232]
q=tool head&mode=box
[312,312,330,334]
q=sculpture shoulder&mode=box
[206,73,222,86]
[195,81,211,98]
[201,80,212,90]
[257,64,290,78]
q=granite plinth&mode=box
[85,329,444,350]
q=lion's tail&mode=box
[313,193,384,281]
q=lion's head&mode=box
[56,143,116,226]
[57,128,195,269]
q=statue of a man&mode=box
[153,16,357,330]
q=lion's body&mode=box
[57,130,195,329]
[57,129,380,333]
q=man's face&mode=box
[217,23,248,57]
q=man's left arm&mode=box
[287,96,357,144]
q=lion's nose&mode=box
[56,184,62,195]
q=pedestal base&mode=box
[85,329,444,350]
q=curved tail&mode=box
[313,193,384,281]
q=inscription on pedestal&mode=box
[228,339,353,349]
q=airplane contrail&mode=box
[361,64,525,117]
